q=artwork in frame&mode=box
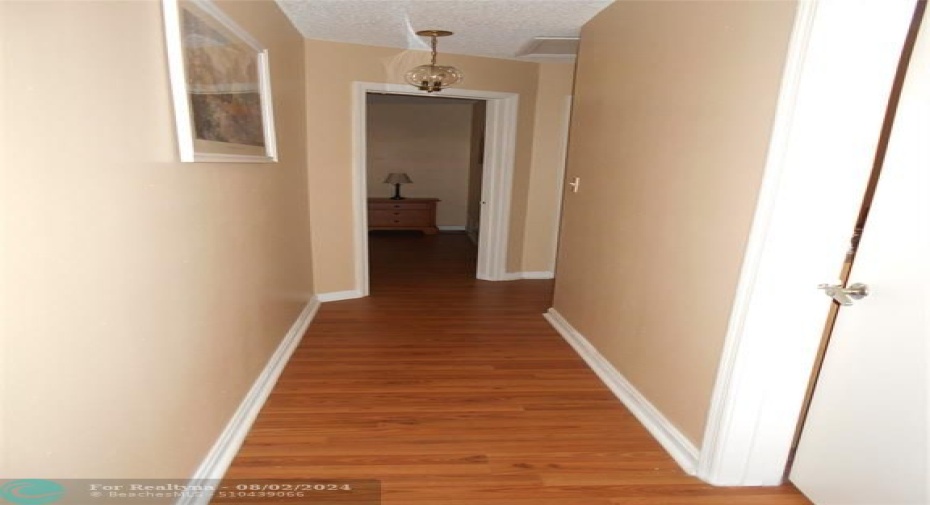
[162,0,277,162]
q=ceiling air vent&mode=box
[517,37,580,58]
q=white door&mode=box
[789,6,929,504]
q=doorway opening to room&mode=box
[786,3,926,502]
[365,93,486,239]
[350,83,520,297]
[364,92,487,289]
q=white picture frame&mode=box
[162,0,278,163]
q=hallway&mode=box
[225,232,810,504]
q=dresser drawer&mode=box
[368,201,433,211]
[369,209,431,227]
[367,197,440,234]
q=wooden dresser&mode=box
[367,198,439,234]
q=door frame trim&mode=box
[351,82,519,295]
[698,0,918,485]
[547,95,573,270]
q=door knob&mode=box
[818,282,870,306]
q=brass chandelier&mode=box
[405,30,464,93]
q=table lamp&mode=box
[384,172,413,200]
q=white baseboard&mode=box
[501,271,555,280]
[543,308,700,475]
[317,290,363,302]
[177,297,321,505]
[438,225,466,231]
[520,271,554,279]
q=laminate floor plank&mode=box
[224,232,810,504]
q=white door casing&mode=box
[699,0,918,485]
[548,95,573,271]
[351,82,519,296]
[789,3,929,502]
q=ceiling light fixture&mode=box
[405,30,463,93]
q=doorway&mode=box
[787,2,927,502]
[785,0,926,476]
[697,0,920,486]
[365,93,485,233]
[364,92,486,282]
[351,82,519,297]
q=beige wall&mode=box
[366,100,475,227]
[304,40,540,292]
[523,62,576,272]
[0,0,313,476]
[553,0,796,444]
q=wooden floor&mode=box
[226,232,811,504]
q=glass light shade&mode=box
[404,64,464,93]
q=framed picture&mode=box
[162,0,277,163]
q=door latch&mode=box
[568,177,581,193]
[818,283,870,306]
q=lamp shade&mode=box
[384,173,413,184]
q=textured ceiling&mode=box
[275,0,614,60]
